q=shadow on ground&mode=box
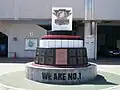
[0,58,34,63]
[39,75,118,85]
[85,75,117,85]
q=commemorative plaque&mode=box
[35,56,39,64]
[68,49,76,56]
[78,57,84,64]
[39,56,45,64]
[35,48,88,66]
[40,49,46,56]
[36,47,39,56]
[46,49,54,56]
[69,57,77,65]
[77,49,83,56]
[45,57,54,64]
[56,49,67,65]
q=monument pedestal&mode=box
[25,7,97,85]
[26,62,97,84]
[25,34,97,84]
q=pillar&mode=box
[84,21,97,60]
[92,22,97,60]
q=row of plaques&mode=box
[35,47,88,66]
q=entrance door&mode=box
[0,32,8,57]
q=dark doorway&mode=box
[0,32,8,57]
[97,25,120,61]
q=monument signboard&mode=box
[52,7,72,31]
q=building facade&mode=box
[0,0,120,59]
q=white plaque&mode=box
[29,32,33,36]
[52,7,72,31]
[25,38,38,50]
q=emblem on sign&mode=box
[28,40,34,47]
[53,9,72,25]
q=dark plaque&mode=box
[77,49,83,56]
[69,57,77,65]
[68,49,76,57]
[84,57,88,64]
[34,47,88,67]
[39,56,45,64]
[36,48,39,56]
[45,57,54,64]
[78,57,84,64]
[82,48,87,56]
[46,49,54,56]
[35,56,39,64]
[82,51,85,56]
[40,49,46,56]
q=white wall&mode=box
[0,23,47,58]
[0,0,84,20]
[0,0,14,19]
[95,0,120,20]
[8,24,47,58]
[1,0,120,20]
[0,22,9,35]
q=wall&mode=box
[0,22,9,35]
[1,0,120,20]
[95,0,120,20]
[0,0,14,19]
[1,24,47,58]
[0,0,84,20]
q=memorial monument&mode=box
[26,7,97,84]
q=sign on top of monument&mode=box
[52,7,72,31]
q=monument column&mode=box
[26,7,97,84]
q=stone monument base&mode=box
[26,62,97,84]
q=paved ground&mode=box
[0,58,119,90]
[0,58,33,63]
[0,70,119,90]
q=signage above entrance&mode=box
[52,7,72,31]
